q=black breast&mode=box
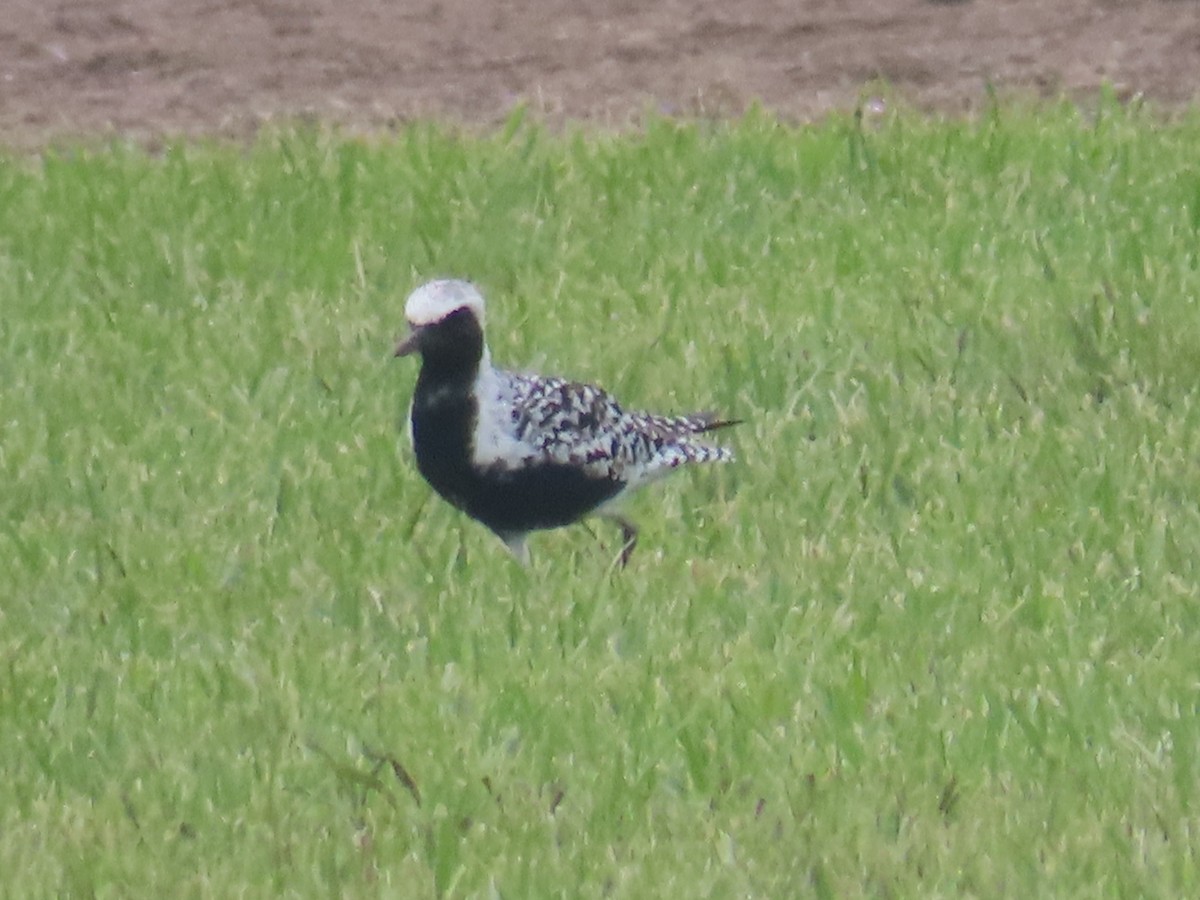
[409,372,478,514]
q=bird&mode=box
[393,279,737,565]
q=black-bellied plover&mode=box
[394,279,737,564]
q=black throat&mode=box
[413,307,486,377]
[408,309,486,511]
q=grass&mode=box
[3,97,1200,896]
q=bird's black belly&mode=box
[465,463,623,535]
[410,387,622,537]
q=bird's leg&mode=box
[500,532,530,565]
[613,516,638,567]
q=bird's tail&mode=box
[679,412,743,435]
[665,412,741,466]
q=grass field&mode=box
[3,98,1200,896]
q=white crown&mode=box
[404,279,486,327]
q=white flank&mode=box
[470,351,540,470]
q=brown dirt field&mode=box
[2,0,1199,145]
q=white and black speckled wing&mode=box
[473,367,734,485]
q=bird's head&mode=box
[394,279,488,360]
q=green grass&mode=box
[3,98,1200,896]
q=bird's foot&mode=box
[615,518,638,568]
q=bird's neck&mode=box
[410,347,489,511]
[416,307,487,379]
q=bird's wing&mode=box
[487,370,730,479]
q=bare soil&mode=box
[2,0,1199,145]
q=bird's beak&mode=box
[394,327,421,357]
